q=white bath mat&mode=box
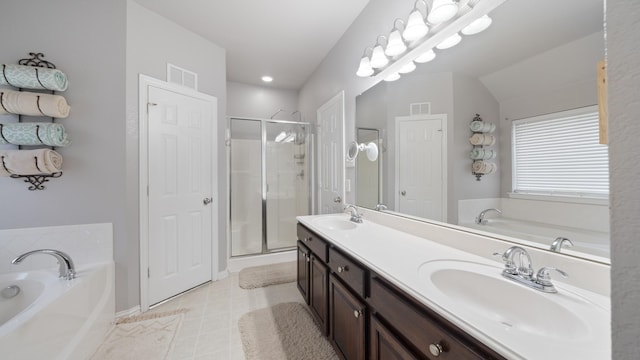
[238,261,296,289]
[238,302,338,360]
[91,309,188,360]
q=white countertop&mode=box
[297,213,611,360]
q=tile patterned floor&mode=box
[146,272,304,359]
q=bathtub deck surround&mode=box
[297,212,610,359]
[0,223,115,360]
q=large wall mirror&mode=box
[355,0,609,263]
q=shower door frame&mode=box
[228,117,313,257]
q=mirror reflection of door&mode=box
[395,115,446,221]
[356,128,381,209]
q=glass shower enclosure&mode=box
[229,117,311,257]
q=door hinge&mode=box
[147,267,150,278]
[147,185,149,196]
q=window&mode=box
[512,106,609,199]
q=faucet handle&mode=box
[536,267,568,286]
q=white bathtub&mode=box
[462,218,610,261]
[0,262,115,360]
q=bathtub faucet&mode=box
[550,237,574,252]
[12,249,76,280]
[475,208,502,225]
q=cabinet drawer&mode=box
[329,247,367,298]
[369,276,505,360]
[297,224,328,262]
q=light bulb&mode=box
[436,33,462,49]
[427,0,458,24]
[384,73,401,82]
[385,30,407,57]
[414,49,436,63]
[356,56,374,77]
[370,45,389,69]
[402,10,429,42]
[398,61,416,74]
[461,15,493,35]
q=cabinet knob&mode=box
[429,343,445,357]
[353,310,361,318]
[337,265,348,273]
[306,237,312,242]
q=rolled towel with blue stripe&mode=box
[0,149,63,176]
[0,64,68,91]
[0,122,71,146]
[0,89,70,118]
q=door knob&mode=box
[334,196,342,203]
[203,197,213,205]
[401,190,406,196]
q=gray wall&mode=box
[451,73,501,222]
[0,0,128,301]
[479,31,604,196]
[609,0,640,358]
[227,82,299,120]
[126,0,227,311]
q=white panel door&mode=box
[317,91,345,214]
[148,85,213,305]
[396,116,445,221]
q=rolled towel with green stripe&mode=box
[0,149,63,176]
[0,89,70,118]
[0,122,71,146]
[0,64,68,91]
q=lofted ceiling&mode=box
[133,0,371,90]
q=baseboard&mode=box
[115,305,141,319]
[217,269,229,280]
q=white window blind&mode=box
[512,106,609,198]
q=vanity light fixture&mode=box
[403,1,429,42]
[398,61,416,74]
[384,72,401,82]
[261,75,273,83]
[461,14,493,35]
[427,0,459,25]
[436,32,462,49]
[370,36,389,69]
[356,47,375,77]
[355,0,505,79]
[414,49,436,63]
[385,19,408,57]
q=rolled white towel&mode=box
[472,160,486,173]
[0,149,63,176]
[0,89,70,118]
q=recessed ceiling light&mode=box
[261,76,273,83]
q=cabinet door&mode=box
[330,275,366,360]
[297,241,310,304]
[310,253,329,335]
[370,315,419,360]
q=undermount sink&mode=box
[312,215,358,230]
[418,260,594,340]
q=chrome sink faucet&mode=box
[550,237,574,252]
[344,204,363,223]
[475,208,502,225]
[375,203,387,211]
[12,249,76,280]
[495,246,568,293]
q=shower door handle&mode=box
[203,197,213,205]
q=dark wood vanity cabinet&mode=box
[297,224,329,335]
[296,222,506,360]
[369,275,505,360]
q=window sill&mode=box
[508,192,609,206]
